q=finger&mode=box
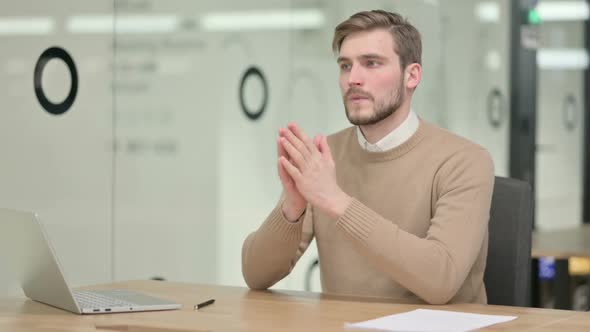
[282,128,311,160]
[280,156,302,182]
[283,129,310,160]
[319,135,333,159]
[313,134,322,149]
[280,137,306,168]
[278,127,288,138]
[288,123,316,153]
[277,158,294,188]
[277,137,288,158]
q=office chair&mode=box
[305,176,534,307]
[484,176,533,306]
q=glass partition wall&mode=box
[3,0,582,295]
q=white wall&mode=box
[0,0,113,293]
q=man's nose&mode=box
[348,65,364,87]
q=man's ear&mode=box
[405,63,422,90]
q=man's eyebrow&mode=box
[337,54,388,63]
[336,56,350,63]
[359,53,388,60]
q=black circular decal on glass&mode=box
[486,88,505,129]
[239,66,268,121]
[34,47,78,115]
[563,94,577,132]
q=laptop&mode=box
[0,208,182,314]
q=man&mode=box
[241,10,494,305]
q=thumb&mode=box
[319,135,332,158]
[313,134,322,149]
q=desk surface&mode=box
[0,280,589,331]
[532,224,590,259]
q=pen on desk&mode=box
[194,299,215,310]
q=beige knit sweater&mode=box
[242,119,495,304]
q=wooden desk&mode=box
[531,224,590,310]
[0,280,589,331]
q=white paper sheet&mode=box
[345,308,517,332]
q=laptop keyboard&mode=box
[73,290,134,309]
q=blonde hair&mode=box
[333,10,422,70]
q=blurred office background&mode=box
[0,0,588,310]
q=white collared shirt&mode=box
[356,110,419,152]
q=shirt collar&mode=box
[357,110,419,152]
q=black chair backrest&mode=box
[484,176,534,306]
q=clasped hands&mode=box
[277,123,351,221]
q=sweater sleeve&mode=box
[336,147,494,304]
[242,196,315,290]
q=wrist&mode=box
[281,201,306,223]
[324,191,352,220]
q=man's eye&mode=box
[367,60,379,67]
[340,63,351,71]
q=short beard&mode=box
[344,84,405,126]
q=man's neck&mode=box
[359,103,411,144]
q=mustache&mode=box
[345,88,373,100]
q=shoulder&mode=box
[417,120,494,188]
[420,120,492,163]
[422,120,486,152]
